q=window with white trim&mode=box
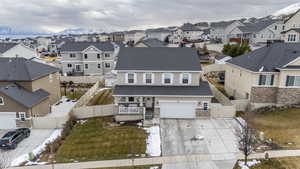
[128,97,135,102]
[286,76,300,87]
[19,112,26,121]
[288,34,297,42]
[181,73,191,84]
[104,53,110,58]
[69,53,76,58]
[144,73,153,84]
[163,73,173,84]
[203,102,209,111]
[0,97,4,105]
[84,54,88,59]
[258,74,274,86]
[97,54,101,59]
[105,63,111,68]
[97,64,101,69]
[85,64,88,69]
[67,64,72,68]
[127,73,135,84]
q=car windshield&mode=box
[2,132,15,138]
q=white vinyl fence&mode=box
[73,104,115,119]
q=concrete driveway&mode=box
[160,119,240,169]
[0,129,54,166]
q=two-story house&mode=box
[281,9,300,43]
[60,42,115,76]
[113,48,213,121]
[225,43,300,109]
[0,57,61,129]
[171,23,203,43]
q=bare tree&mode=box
[0,150,10,169]
[235,113,257,166]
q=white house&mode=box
[124,30,146,43]
[0,43,38,59]
[282,9,300,43]
[145,28,172,42]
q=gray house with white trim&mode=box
[113,48,213,121]
[60,42,115,76]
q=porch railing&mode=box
[119,106,144,114]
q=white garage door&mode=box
[0,112,16,129]
[160,101,197,119]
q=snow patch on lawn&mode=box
[11,129,63,167]
[144,126,161,156]
[238,160,260,169]
[150,166,160,169]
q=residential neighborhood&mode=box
[0,1,300,169]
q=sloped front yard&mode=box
[249,108,300,149]
[55,117,155,163]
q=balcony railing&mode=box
[119,106,144,114]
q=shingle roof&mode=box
[113,81,213,96]
[210,20,236,28]
[60,42,114,52]
[0,84,49,108]
[228,43,300,72]
[0,57,59,81]
[116,47,202,71]
[237,20,278,33]
[146,28,171,33]
[136,38,166,47]
[281,28,300,34]
[0,43,18,54]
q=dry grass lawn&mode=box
[55,117,148,163]
[249,108,300,149]
[87,89,114,106]
[207,77,229,97]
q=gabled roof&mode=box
[116,47,201,71]
[146,28,171,33]
[60,42,114,52]
[180,23,202,31]
[228,43,300,72]
[136,38,166,47]
[237,19,279,33]
[281,28,300,34]
[210,20,236,28]
[113,81,213,96]
[0,57,59,81]
[0,84,49,108]
[0,43,18,54]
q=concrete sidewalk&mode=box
[8,150,300,169]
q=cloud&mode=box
[0,0,298,33]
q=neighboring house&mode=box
[194,22,209,30]
[210,20,235,42]
[0,42,38,59]
[124,30,146,43]
[228,19,284,44]
[36,37,52,52]
[111,32,125,42]
[281,10,300,43]
[225,43,300,109]
[0,57,61,129]
[145,28,172,42]
[60,42,115,76]
[135,38,166,47]
[113,47,213,121]
[170,23,204,43]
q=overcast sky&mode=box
[0,0,298,33]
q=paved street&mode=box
[160,119,240,169]
[0,129,54,166]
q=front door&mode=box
[145,97,153,108]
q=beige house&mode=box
[113,48,213,121]
[282,9,300,43]
[225,43,300,109]
[0,58,61,129]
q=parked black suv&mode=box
[0,128,31,150]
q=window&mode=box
[97,64,101,69]
[97,54,101,59]
[181,73,190,84]
[105,63,111,68]
[67,64,72,68]
[288,34,297,42]
[120,97,126,102]
[104,53,110,58]
[69,53,75,58]
[144,73,153,84]
[85,64,88,69]
[19,112,26,121]
[286,76,300,87]
[261,34,264,38]
[203,102,209,111]
[258,74,274,86]
[84,54,88,59]
[282,25,285,30]
[127,73,135,84]
[163,73,173,84]
[274,25,277,30]
[0,97,4,105]
[128,97,135,102]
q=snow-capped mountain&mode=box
[58,28,106,35]
[272,2,300,17]
[0,26,12,34]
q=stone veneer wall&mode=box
[277,88,300,105]
[250,87,278,103]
